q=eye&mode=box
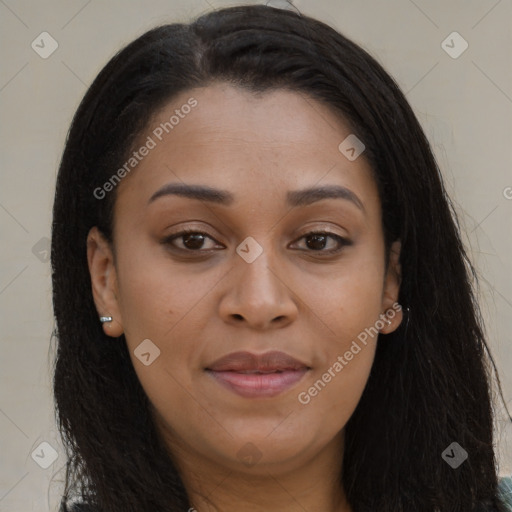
[291,231,351,254]
[162,229,222,252]
[162,229,351,255]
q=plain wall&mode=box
[1,0,510,510]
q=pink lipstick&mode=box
[205,350,310,398]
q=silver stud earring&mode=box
[381,311,393,326]
[99,316,113,323]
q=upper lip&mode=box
[205,350,310,372]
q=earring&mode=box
[381,309,394,326]
[403,306,411,331]
[382,303,407,327]
[99,316,113,323]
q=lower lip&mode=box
[206,369,309,398]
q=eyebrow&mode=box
[148,183,365,213]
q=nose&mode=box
[218,246,298,330]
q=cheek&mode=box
[115,255,207,432]
[114,248,223,407]
[297,252,385,354]
[115,242,218,346]
[292,254,383,429]
[298,339,376,423]
[291,321,377,454]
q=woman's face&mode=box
[88,82,402,476]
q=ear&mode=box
[379,240,403,334]
[86,226,124,338]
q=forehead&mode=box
[148,82,354,158]
[114,82,379,219]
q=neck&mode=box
[165,430,352,512]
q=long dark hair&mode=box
[51,4,511,511]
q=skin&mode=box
[87,82,403,512]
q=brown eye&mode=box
[162,229,350,256]
[164,230,220,252]
[293,231,350,253]
[181,233,207,250]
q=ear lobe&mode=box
[87,226,124,337]
[380,240,403,333]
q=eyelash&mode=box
[162,228,351,255]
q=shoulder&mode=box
[498,475,512,510]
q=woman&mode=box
[51,4,512,511]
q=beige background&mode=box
[0,0,511,510]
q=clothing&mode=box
[60,475,512,511]
[499,475,512,511]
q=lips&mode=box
[205,350,310,373]
[205,350,311,398]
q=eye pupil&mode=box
[183,233,205,250]
[306,234,327,250]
